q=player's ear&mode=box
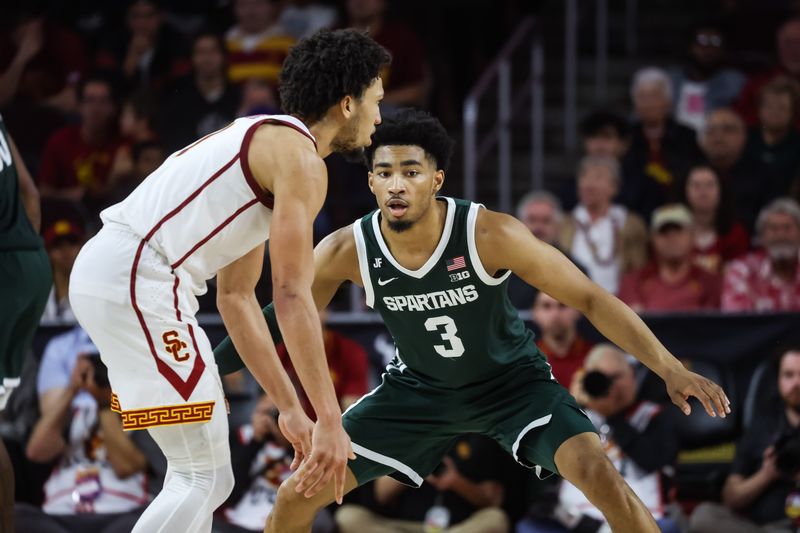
[432,170,444,193]
[339,95,354,119]
[368,171,375,193]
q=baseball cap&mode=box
[651,204,693,232]
[44,219,84,248]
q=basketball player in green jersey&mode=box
[0,115,52,532]
[213,109,730,533]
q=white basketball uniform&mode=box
[69,114,316,431]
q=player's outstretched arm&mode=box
[476,208,731,419]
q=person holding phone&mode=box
[15,327,154,533]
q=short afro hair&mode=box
[364,108,455,172]
[279,29,390,123]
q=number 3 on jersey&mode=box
[424,315,465,358]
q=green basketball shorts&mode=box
[342,361,596,487]
[0,247,51,386]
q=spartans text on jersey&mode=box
[382,285,479,312]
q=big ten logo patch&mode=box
[449,271,470,283]
[162,330,190,362]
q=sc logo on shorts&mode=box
[162,331,190,362]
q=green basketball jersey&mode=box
[0,114,41,251]
[353,197,552,388]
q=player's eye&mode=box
[407,170,419,177]
[378,171,391,178]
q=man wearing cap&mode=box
[619,204,722,311]
[40,219,85,325]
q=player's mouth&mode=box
[386,198,408,217]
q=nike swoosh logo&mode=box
[377,277,398,286]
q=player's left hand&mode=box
[278,407,314,471]
[664,366,731,418]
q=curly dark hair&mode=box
[279,29,390,123]
[364,108,455,172]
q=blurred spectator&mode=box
[216,393,334,533]
[734,18,800,128]
[700,108,770,230]
[104,140,166,208]
[580,110,631,159]
[680,165,750,274]
[107,91,159,188]
[16,329,150,531]
[559,156,648,294]
[722,197,800,312]
[277,310,369,418]
[39,219,84,325]
[345,0,428,110]
[277,0,337,40]
[622,67,703,220]
[95,0,190,92]
[159,31,240,153]
[689,346,800,533]
[37,73,124,209]
[336,435,509,533]
[0,5,86,112]
[669,22,745,134]
[745,76,800,198]
[519,345,678,533]
[237,77,281,116]
[562,111,631,212]
[226,0,294,89]
[0,6,87,172]
[619,204,721,312]
[532,291,593,388]
[507,191,586,309]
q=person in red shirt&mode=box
[38,74,124,209]
[619,204,722,312]
[532,291,593,387]
[734,18,800,128]
[680,165,749,274]
[277,310,369,418]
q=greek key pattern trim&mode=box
[119,400,215,430]
[110,393,121,413]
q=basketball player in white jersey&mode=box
[68,29,390,533]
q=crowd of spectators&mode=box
[3,1,800,532]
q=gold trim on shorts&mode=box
[110,392,215,430]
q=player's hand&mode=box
[293,417,355,504]
[664,366,731,418]
[278,407,313,471]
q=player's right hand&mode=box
[294,418,356,504]
[278,407,314,471]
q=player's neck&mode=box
[381,199,447,260]
[305,117,338,158]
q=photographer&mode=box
[215,392,334,533]
[15,326,150,532]
[690,347,800,533]
[519,344,679,533]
